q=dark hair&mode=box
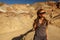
[33,9,48,27]
[37,9,44,19]
[37,9,43,16]
[34,9,43,24]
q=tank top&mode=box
[35,18,48,36]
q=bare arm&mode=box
[46,20,48,39]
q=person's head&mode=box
[37,9,46,18]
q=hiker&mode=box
[33,9,48,40]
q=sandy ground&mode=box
[0,24,60,40]
[48,24,60,40]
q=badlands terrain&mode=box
[0,1,60,40]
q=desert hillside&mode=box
[0,1,60,40]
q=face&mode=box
[39,11,46,17]
[39,14,46,17]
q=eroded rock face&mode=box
[0,12,36,40]
[0,12,36,34]
[0,2,60,40]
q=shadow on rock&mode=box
[12,28,33,40]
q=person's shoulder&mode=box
[44,18,48,26]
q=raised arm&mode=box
[45,19,48,39]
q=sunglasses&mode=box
[39,12,46,14]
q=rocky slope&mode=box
[0,2,60,40]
